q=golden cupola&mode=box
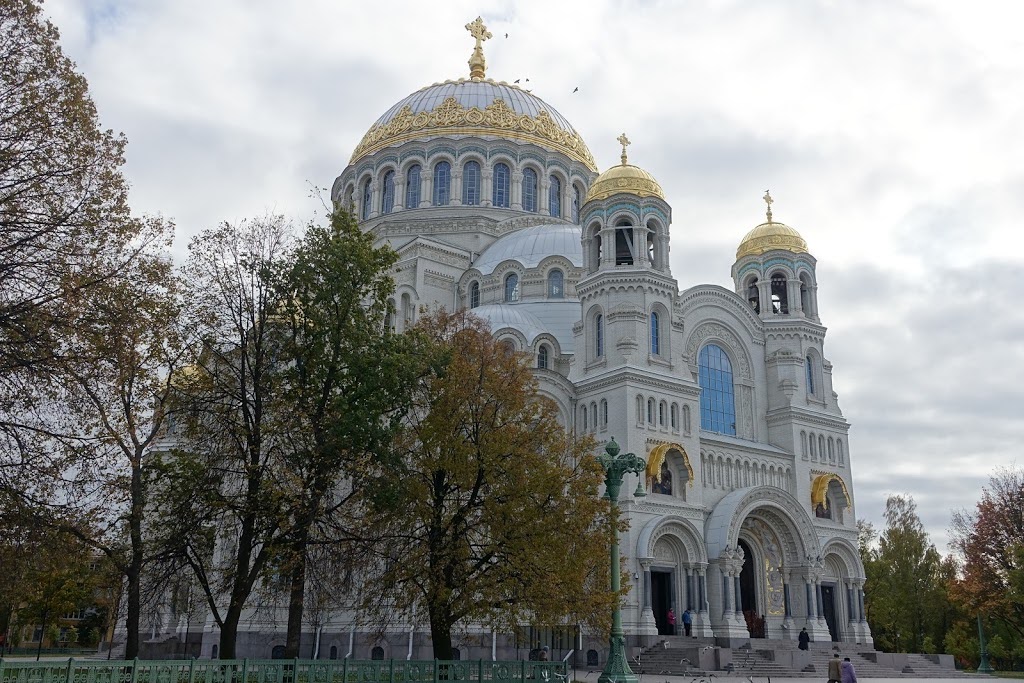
[584,134,665,203]
[736,191,809,260]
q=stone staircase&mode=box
[727,648,793,678]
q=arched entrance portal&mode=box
[737,539,760,637]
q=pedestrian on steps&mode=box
[798,627,810,650]
[682,608,693,637]
[827,653,842,683]
[840,656,858,683]
[667,608,676,635]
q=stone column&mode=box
[759,281,771,316]
[368,181,380,219]
[511,171,523,210]
[422,170,433,207]
[539,177,550,214]
[783,581,792,618]
[393,172,406,211]
[699,568,708,613]
[816,581,825,619]
[601,227,615,269]
[846,582,856,622]
[722,571,733,616]
[481,170,493,207]
[805,580,815,622]
[858,584,867,623]
[451,171,463,206]
[789,279,802,314]
[734,575,743,617]
[686,568,694,612]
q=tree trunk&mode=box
[429,607,453,660]
[36,610,47,661]
[125,455,145,659]
[284,547,307,658]
[125,565,141,659]
[220,606,241,660]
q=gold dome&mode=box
[585,163,665,203]
[735,221,809,260]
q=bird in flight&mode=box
[505,32,509,38]
[514,79,520,83]
[573,87,579,93]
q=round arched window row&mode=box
[381,170,395,215]
[462,160,481,206]
[405,164,421,208]
[493,163,511,208]
[548,175,561,217]
[432,161,451,206]
[522,168,538,212]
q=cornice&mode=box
[766,407,850,432]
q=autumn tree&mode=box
[862,495,948,652]
[272,209,424,657]
[363,310,614,660]
[951,467,1024,640]
[149,216,295,659]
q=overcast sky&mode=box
[43,0,1024,551]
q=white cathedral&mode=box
[327,18,871,655]
[153,18,872,661]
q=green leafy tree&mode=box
[363,310,615,659]
[862,495,946,652]
[272,209,424,657]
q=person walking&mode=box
[827,653,842,683]
[840,657,858,683]
[682,608,693,637]
[666,608,676,635]
[798,627,810,650]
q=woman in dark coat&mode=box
[798,627,810,650]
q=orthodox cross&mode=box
[763,189,774,223]
[466,17,492,80]
[617,133,631,165]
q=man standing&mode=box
[682,608,693,637]
[798,627,810,650]
[827,653,842,683]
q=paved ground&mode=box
[642,677,992,683]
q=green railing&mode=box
[0,659,568,683]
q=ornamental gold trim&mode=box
[646,442,695,488]
[349,96,598,171]
[810,472,851,511]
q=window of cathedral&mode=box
[819,435,826,459]
[806,355,815,395]
[581,405,588,430]
[470,281,480,308]
[381,170,396,214]
[659,401,667,427]
[698,344,737,436]
[493,162,511,207]
[504,273,520,302]
[647,398,655,425]
[683,404,691,434]
[361,178,372,220]
[586,650,599,667]
[406,164,421,208]
[329,646,338,660]
[828,437,835,464]
[670,403,678,431]
[433,161,451,206]
[601,399,608,428]
[573,185,582,223]
[770,272,789,314]
[462,160,481,205]
[809,432,817,461]
[801,430,809,460]
[837,439,845,465]
[636,396,644,426]
[590,401,597,431]
[371,647,385,660]
[343,183,355,212]
[548,175,561,217]
[522,167,538,212]
[650,311,660,355]
[746,277,760,313]
[401,293,414,328]
[538,344,549,370]
[614,220,635,266]
[548,269,564,298]
[595,313,604,357]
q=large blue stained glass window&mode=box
[433,161,451,206]
[493,163,510,207]
[381,170,395,214]
[549,175,561,217]
[698,344,736,435]
[406,165,421,208]
[522,168,538,212]
[573,185,582,223]
[462,161,480,206]
[650,311,660,355]
[361,178,372,220]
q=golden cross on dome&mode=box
[466,17,492,80]
[617,133,631,165]
[763,189,774,223]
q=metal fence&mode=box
[0,659,568,683]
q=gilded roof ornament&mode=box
[617,132,631,166]
[466,16,492,81]
[763,189,774,223]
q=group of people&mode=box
[665,607,693,636]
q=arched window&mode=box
[800,273,812,315]
[452,648,461,661]
[837,439,845,465]
[371,646,385,660]
[406,164,421,208]
[271,645,286,659]
[401,293,413,326]
[381,170,395,214]
[600,399,608,427]
[650,311,660,355]
[581,405,588,430]
[504,273,519,302]
[211,645,218,660]
[589,223,602,272]
[462,160,481,205]
[329,646,338,660]
[470,281,480,309]
[828,437,835,463]
[615,219,635,266]
[746,277,760,313]
[548,175,561,217]
[573,185,582,223]
[771,272,789,314]
[659,401,666,426]
[493,162,511,207]
[683,404,691,434]
[548,269,564,298]
[361,178,372,220]
[636,395,644,425]
[595,314,604,357]
[538,344,549,370]
[432,161,451,206]
[647,398,655,425]
[670,403,678,430]
[522,168,538,212]
[698,344,737,435]
[590,401,597,430]
[806,355,815,395]
[809,432,817,460]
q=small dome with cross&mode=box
[584,134,665,203]
[736,191,809,260]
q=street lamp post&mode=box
[977,615,994,674]
[596,438,647,683]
